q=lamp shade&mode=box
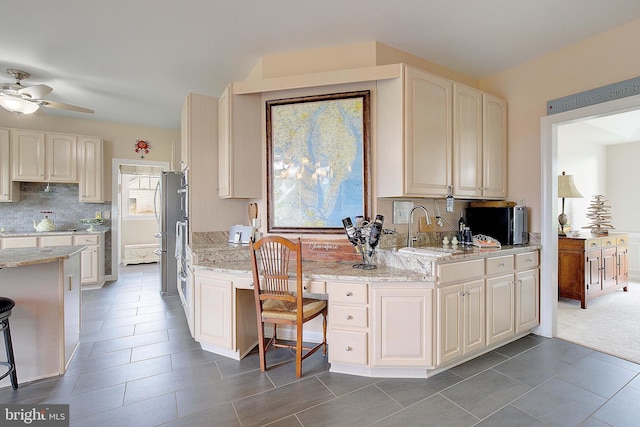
[0,97,40,114]
[558,171,583,198]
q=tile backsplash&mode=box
[0,182,113,276]
[0,182,110,233]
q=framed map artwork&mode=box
[266,91,370,233]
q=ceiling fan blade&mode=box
[39,99,94,114]
[19,84,53,100]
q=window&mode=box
[122,174,159,217]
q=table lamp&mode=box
[558,171,583,235]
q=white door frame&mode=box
[539,93,640,337]
[110,158,170,282]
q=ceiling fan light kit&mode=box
[0,68,93,115]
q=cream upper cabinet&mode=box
[453,84,507,199]
[0,128,19,202]
[78,137,103,203]
[218,83,261,199]
[46,133,77,182]
[371,284,433,368]
[12,130,45,181]
[377,66,452,197]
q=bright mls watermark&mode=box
[1,405,69,426]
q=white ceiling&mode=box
[2,0,640,129]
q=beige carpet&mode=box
[557,281,640,364]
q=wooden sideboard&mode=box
[558,233,629,309]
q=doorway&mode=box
[110,158,169,282]
[540,93,640,340]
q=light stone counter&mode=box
[0,246,86,268]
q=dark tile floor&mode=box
[1,263,640,426]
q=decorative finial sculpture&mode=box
[582,195,614,235]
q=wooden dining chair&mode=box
[249,235,327,377]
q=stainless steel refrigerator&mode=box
[154,171,182,295]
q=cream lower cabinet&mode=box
[371,284,433,368]
[437,279,484,365]
[195,273,233,349]
[515,252,540,333]
[73,234,104,286]
[193,270,257,360]
[328,281,369,367]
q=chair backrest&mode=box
[250,235,303,304]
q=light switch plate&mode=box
[393,201,414,224]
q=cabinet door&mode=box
[46,133,77,182]
[404,66,452,196]
[63,255,81,369]
[78,137,103,202]
[586,249,601,294]
[372,287,433,367]
[453,83,483,198]
[464,279,485,354]
[12,130,45,181]
[0,128,19,202]
[617,245,629,286]
[486,274,515,345]
[180,96,190,172]
[437,283,463,364]
[195,275,233,349]
[79,245,99,284]
[481,94,507,199]
[217,85,231,198]
[601,247,617,290]
[515,269,539,333]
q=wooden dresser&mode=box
[558,233,629,309]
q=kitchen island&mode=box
[0,246,83,388]
[186,239,541,378]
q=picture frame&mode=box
[266,90,370,233]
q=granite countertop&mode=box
[0,230,108,237]
[193,258,433,282]
[0,246,86,268]
[188,240,542,282]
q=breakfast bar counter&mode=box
[0,246,83,388]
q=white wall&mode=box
[607,141,640,231]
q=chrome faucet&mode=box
[407,205,431,247]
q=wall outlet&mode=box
[392,201,414,224]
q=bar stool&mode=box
[0,297,18,390]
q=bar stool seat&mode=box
[0,297,18,390]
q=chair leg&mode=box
[295,325,303,378]
[2,319,17,390]
[257,321,267,373]
[322,310,328,356]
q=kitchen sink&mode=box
[397,246,462,258]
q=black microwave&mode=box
[465,206,529,245]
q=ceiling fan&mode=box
[0,68,94,115]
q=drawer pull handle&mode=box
[346,315,353,320]
[345,346,353,352]
[499,262,505,267]
[346,291,353,297]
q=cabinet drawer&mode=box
[330,329,368,365]
[1,237,38,248]
[73,235,99,245]
[585,238,601,249]
[616,235,628,245]
[288,279,326,295]
[437,259,484,285]
[515,251,539,270]
[40,235,73,247]
[331,305,368,328]
[331,282,368,304]
[486,255,514,276]
[601,236,616,247]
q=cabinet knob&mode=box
[345,346,353,352]
[303,286,308,291]
[346,315,353,320]
[346,291,353,297]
